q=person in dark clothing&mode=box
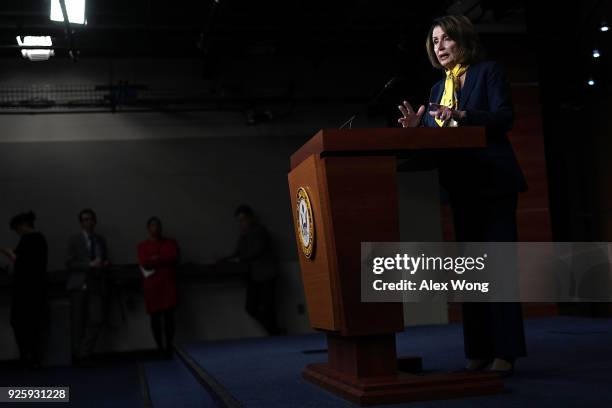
[66,208,110,366]
[397,15,526,375]
[224,205,281,335]
[1,211,48,369]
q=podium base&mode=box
[303,363,504,406]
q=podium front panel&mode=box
[288,154,341,331]
[288,153,404,335]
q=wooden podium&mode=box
[288,128,504,405]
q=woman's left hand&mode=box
[0,248,16,261]
[428,103,465,122]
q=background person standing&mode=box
[1,211,47,369]
[66,208,110,366]
[223,205,281,336]
[137,217,179,357]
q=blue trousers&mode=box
[450,192,527,361]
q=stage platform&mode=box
[179,317,612,407]
[0,317,610,407]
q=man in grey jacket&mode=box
[226,205,281,335]
[66,208,110,366]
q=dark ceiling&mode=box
[0,0,530,59]
[0,1,608,107]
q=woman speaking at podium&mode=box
[397,15,527,375]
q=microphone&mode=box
[369,77,399,107]
[338,76,399,129]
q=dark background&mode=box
[0,0,610,359]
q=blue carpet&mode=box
[144,357,217,408]
[183,317,612,408]
[0,363,144,407]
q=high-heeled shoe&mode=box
[465,358,492,372]
[489,358,514,377]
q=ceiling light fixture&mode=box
[16,36,55,61]
[50,0,86,25]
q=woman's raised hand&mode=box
[428,103,465,122]
[397,101,425,128]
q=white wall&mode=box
[0,111,323,362]
[0,134,302,268]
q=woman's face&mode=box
[14,224,27,236]
[148,221,162,238]
[432,26,459,69]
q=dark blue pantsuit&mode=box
[450,192,527,360]
[420,61,528,361]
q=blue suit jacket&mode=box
[422,61,527,195]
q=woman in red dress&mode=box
[137,217,179,357]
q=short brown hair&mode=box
[79,208,97,222]
[425,15,484,70]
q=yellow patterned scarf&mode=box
[435,64,469,127]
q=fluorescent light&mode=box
[50,0,86,25]
[16,36,53,47]
[592,49,601,58]
[16,36,55,61]
[587,79,595,86]
[601,23,609,32]
[21,49,55,61]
